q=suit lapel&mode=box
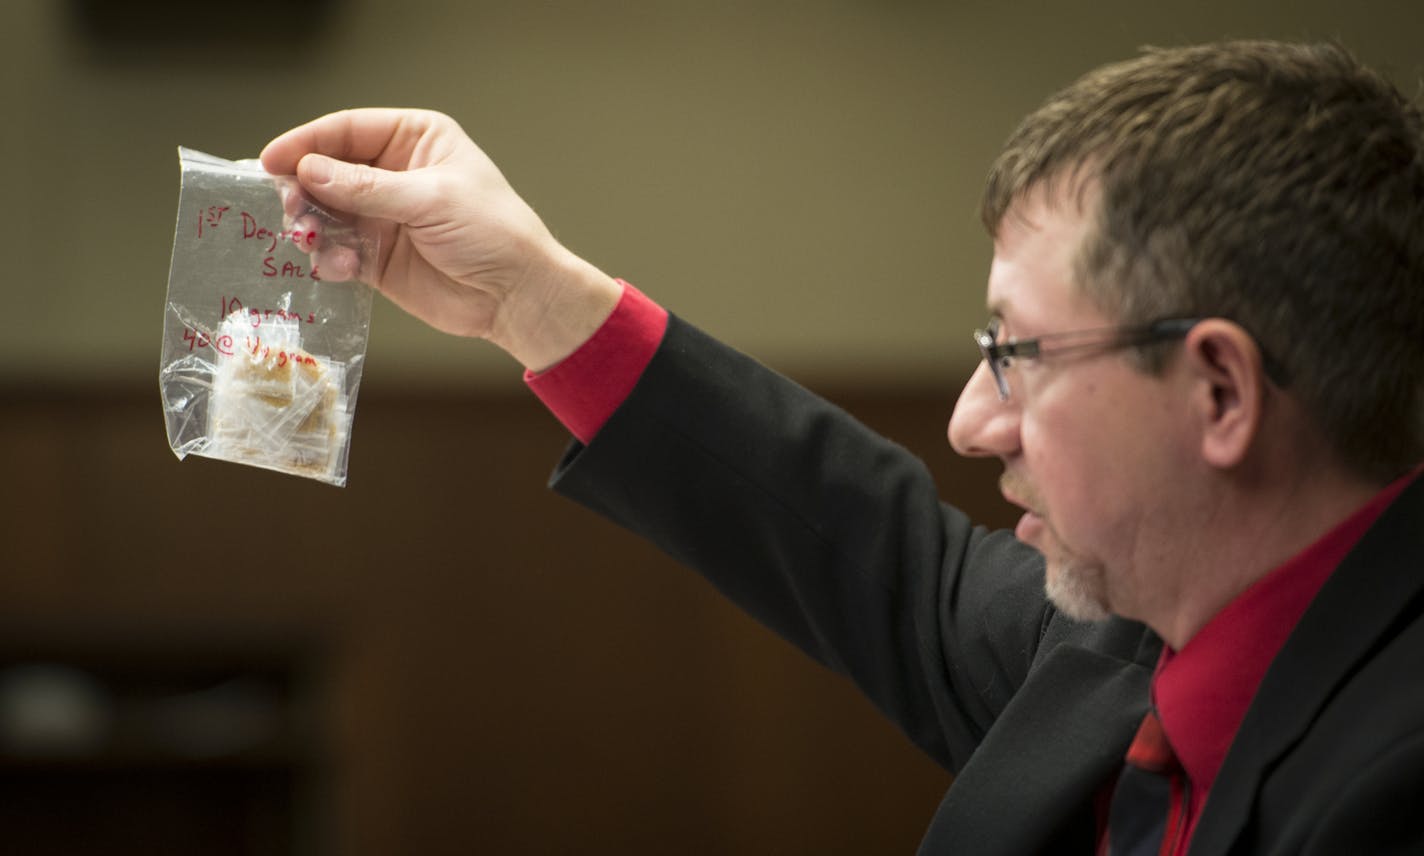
[920,630,1158,855]
[1186,476,1424,855]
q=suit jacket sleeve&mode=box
[548,315,1060,772]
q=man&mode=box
[261,40,1424,853]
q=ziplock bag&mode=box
[160,147,379,487]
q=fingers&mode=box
[273,175,385,284]
[312,243,363,283]
[280,208,364,283]
[294,153,431,225]
[262,108,461,229]
[260,108,433,175]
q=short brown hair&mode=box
[982,41,1424,482]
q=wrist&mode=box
[490,245,623,373]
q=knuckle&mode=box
[347,163,380,197]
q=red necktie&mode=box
[1105,709,1190,856]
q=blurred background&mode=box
[1,1,1420,853]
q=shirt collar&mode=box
[1153,465,1421,802]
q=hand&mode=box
[260,108,621,371]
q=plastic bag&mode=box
[160,147,379,487]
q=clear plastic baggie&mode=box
[159,147,379,487]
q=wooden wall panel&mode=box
[0,383,1017,856]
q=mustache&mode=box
[999,470,1041,511]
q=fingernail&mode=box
[303,154,334,186]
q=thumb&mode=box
[296,153,425,224]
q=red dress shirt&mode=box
[525,279,668,445]
[1151,465,1419,852]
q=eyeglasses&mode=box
[973,317,1201,400]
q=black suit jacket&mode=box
[551,317,1424,854]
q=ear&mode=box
[1183,320,1267,469]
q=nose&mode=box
[948,361,1021,458]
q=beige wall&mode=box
[4,0,1421,389]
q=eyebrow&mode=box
[984,301,1012,333]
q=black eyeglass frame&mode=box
[972,317,1202,401]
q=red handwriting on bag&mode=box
[196,206,321,279]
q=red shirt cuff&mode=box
[524,279,669,444]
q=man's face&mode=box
[948,188,1195,623]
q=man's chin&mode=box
[1044,558,1112,623]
